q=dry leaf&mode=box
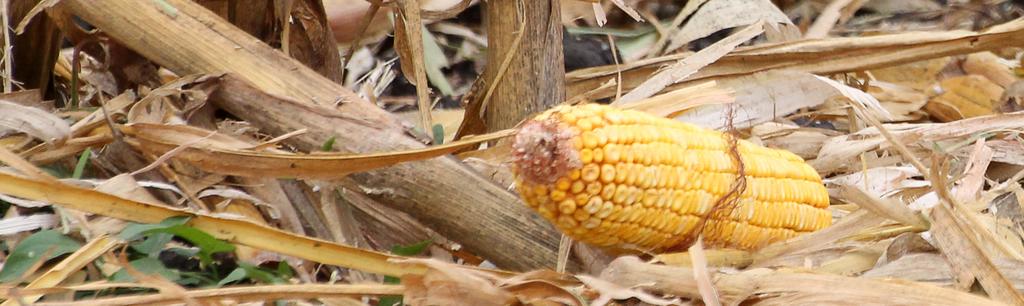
[869,57,951,91]
[0,100,70,145]
[963,52,1019,88]
[398,258,517,306]
[750,122,835,159]
[926,75,1006,121]
[838,185,929,229]
[618,81,735,118]
[614,20,765,105]
[576,274,680,306]
[825,166,928,199]
[568,19,1024,101]
[0,214,58,236]
[122,123,513,179]
[666,0,795,52]
[0,171,429,278]
[804,0,856,38]
[2,235,119,306]
[672,70,889,129]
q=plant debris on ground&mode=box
[1,0,1024,305]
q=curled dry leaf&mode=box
[824,166,928,199]
[121,123,513,179]
[674,70,891,129]
[0,100,70,145]
[397,258,516,306]
[665,0,796,52]
[814,242,889,276]
[576,274,680,306]
[69,91,136,137]
[813,74,893,121]
[614,20,765,105]
[618,81,736,119]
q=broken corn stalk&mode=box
[510,104,832,252]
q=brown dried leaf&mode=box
[568,19,1024,101]
[839,185,929,229]
[601,255,999,305]
[614,20,765,105]
[752,209,887,267]
[925,75,1006,122]
[576,274,681,306]
[0,100,70,145]
[122,123,512,179]
[816,243,887,276]
[674,70,888,129]
[825,166,928,199]
[617,81,736,118]
[869,57,952,91]
[500,279,584,306]
[666,0,795,52]
[963,52,1019,88]
[927,203,1024,304]
[814,111,1024,175]
[398,258,517,306]
[804,0,857,39]
[750,122,835,159]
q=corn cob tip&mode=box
[511,118,581,185]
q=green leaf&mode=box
[218,262,285,287]
[0,230,83,282]
[120,216,191,255]
[276,261,294,279]
[321,136,336,151]
[110,257,181,283]
[72,148,92,179]
[614,32,659,62]
[390,239,432,256]
[119,216,192,241]
[380,284,403,306]
[566,25,660,38]
[421,27,454,96]
[216,267,249,287]
[177,271,216,286]
[241,262,285,284]
[130,232,175,256]
[141,226,234,267]
[432,124,444,145]
[119,216,234,267]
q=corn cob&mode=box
[510,103,832,252]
